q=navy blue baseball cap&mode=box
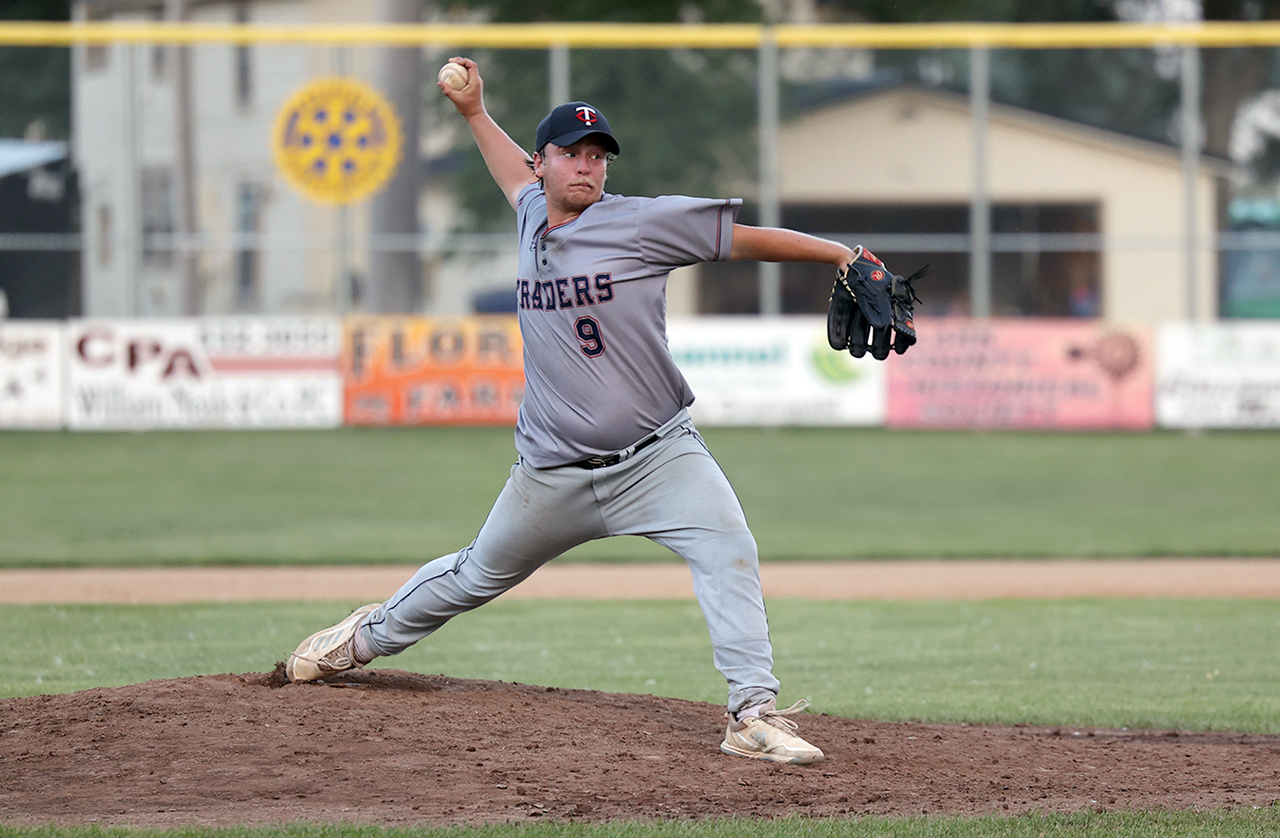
[535,101,620,155]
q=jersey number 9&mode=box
[574,316,605,358]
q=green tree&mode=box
[1200,1,1280,159]
[477,0,758,23]
[439,0,763,229]
[0,0,70,139]
[811,1,1184,148]
[812,0,1112,23]
[836,0,1280,160]
[435,0,1280,229]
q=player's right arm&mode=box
[438,57,538,210]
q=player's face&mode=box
[534,138,610,218]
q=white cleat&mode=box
[720,698,825,765]
[286,603,380,683]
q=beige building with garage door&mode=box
[694,84,1223,325]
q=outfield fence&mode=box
[4,21,1280,326]
[2,314,1279,431]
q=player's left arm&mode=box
[730,223,926,360]
[728,224,855,270]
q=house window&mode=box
[699,202,1102,318]
[150,9,166,80]
[140,167,175,268]
[85,9,109,72]
[235,182,264,310]
[235,3,253,108]
[96,204,112,268]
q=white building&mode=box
[74,0,400,317]
[71,4,1227,324]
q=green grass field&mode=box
[7,598,1280,733]
[5,597,1280,836]
[4,427,1280,837]
[5,811,1280,838]
[1,427,1277,566]
[5,811,1280,837]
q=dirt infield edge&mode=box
[3,558,1279,603]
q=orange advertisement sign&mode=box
[887,318,1154,429]
[343,316,524,425]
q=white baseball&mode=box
[438,62,468,91]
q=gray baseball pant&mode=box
[359,419,780,715]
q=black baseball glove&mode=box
[826,245,928,361]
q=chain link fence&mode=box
[3,21,1280,323]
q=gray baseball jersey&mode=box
[514,182,741,468]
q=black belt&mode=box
[571,433,661,469]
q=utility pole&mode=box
[368,0,425,313]
[165,0,199,315]
[757,30,781,316]
[969,45,991,319]
[1181,44,1201,321]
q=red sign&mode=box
[887,319,1154,429]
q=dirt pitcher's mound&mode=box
[4,669,1280,828]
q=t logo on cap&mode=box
[535,101,620,156]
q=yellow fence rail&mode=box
[4,20,1280,49]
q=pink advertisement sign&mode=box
[887,319,1154,429]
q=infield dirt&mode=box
[4,666,1280,827]
[4,560,1280,827]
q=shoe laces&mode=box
[755,699,811,733]
[292,637,357,672]
[319,648,354,671]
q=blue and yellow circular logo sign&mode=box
[272,77,402,204]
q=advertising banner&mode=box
[887,318,1154,430]
[667,316,886,426]
[66,318,342,430]
[1157,322,1280,428]
[0,320,64,429]
[343,316,524,425]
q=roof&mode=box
[0,139,68,179]
[794,81,1234,175]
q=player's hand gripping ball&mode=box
[827,245,929,361]
[438,62,469,91]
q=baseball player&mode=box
[287,56,867,765]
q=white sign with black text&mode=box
[667,316,886,427]
[0,320,64,429]
[1157,321,1280,428]
[65,318,343,430]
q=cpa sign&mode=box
[75,326,205,380]
[66,319,343,430]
